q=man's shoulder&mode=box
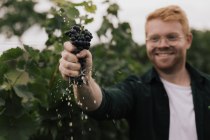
[187,63,210,83]
[122,75,143,85]
[117,72,151,89]
[199,71,210,82]
[124,68,155,84]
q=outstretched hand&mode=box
[59,41,93,81]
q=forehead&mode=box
[145,19,184,36]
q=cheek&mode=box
[146,47,153,61]
[177,44,188,54]
[146,45,154,56]
[146,45,152,53]
[146,46,151,57]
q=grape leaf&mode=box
[0,48,24,62]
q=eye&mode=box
[149,35,160,42]
[166,34,179,41]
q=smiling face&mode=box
[145,19,192,74]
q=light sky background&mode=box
[1,0,210,53]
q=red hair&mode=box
[146,5,191,35]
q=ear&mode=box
[186,33,193,49]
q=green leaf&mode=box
[84,1,97,13]
[25,60,41,78]
[0,62,8,84]
[3,70,29,86]
[0,136,6,140]
[0,48,24,62]
[96,16,112,37]
[16,58,26,70]
[107,3,119,16]
[4,94,24,117]
[0,98,5,106]
[85,17,94,24]
[0,108,6,115]
[65,6,80,19]
[27,83,49,108]
[13,85,34,103]
[0,98,6,115]
[0,114,38,140]
[24,45,40,60]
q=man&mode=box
[59,5,210,140]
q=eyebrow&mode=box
[147,32,180,37]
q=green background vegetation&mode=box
[0,0,210,140]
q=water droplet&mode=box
[69,122,73,127]
[71,136,74,140]
[82,130,85,135]
[88,127,92,132]
[94,100,96,104]
[77,101,83,106]
[58,120,62,127]
[58,114,61,119]
[81,111,84,120]
[68,102,71,106]
[85,115,88,120]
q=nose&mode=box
[158,37,169,48]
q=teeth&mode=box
[157,53,170,56]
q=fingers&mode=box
[59,41,93,80]
[76,49,93,75]
[59,64,80,77]
[59,43,81,79]
[64,41,76,52]
[76,49,92,60]
[63,41,92,61]
[60,58,81,71]
[59,59,81,78]
[61,50,78,63]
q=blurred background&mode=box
[1,0,210,52]
[0,0,210,140]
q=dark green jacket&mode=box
[87,64,210,140]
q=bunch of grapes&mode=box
[65,24,93,85]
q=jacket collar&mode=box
[141,62,205,85]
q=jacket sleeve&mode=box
[85,75,139,120]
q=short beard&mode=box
[150,45,185,74]
[151,45,176,55]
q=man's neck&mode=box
[157,66,191,87]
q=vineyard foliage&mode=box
[0,0,210,140]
